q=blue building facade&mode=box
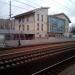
[48,16,65,37]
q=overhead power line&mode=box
[0,0,32,17]
[44,0,70,12]
[13,0,36,8]
[0,1,30,10]
[68,0,75,5]
[23,0,40,7]
[51,0,73,11]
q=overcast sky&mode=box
[0,0,75,26]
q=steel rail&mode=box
[32,55,75,75]
[0,42,74,60]
[0,45,74,61]
[0,41,75,57]
[0,45,75,70]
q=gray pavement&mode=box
[58,64,75,75]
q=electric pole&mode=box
[9,0,11,19]
[9,0,12,40]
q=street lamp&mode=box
[18,31,21,46]
[18,31,22,46]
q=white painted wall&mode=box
[34,8,48,38]
[14,14,35,34]
[14,8,48,39]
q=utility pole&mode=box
[9,0,11,19]
[9,0,12,40]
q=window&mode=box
[22,25,24,31]
[13,26,15,30]
[39,35,41,38]
[41,24,43,31]
[27,17,29,22]
[37,23,39,30]
[37,14,39,21]
[0,25,4,29]
[27,25,29,31]
[41,15,43,21]
[19,18,21,23]
[50,17,65,33]
[5,24,9,29]
[11,23,12,29]
[5,34,10,40]
[19,25,21,30]
[22,18,24,23]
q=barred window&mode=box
[19,25,21,30]
[37,23,39,30]
[27,25,29,31]
[41,24,43,31]
[22,25,24,31]
[41,15,43,22]
[37,14,39,21]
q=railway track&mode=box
[0,42,75,70]
[0,41,75,59]
[0,41,75,75]
[0,41,75,56]
[32,55,75,75]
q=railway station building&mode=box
[0,8,71,41]
[14,7,49,40]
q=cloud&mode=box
[70,17,75,23]
[0,0,75,23]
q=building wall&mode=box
[0,19,16,40]
[14,8,48,39]
[34,8,48,38]
[14,14,35,34]
[0,19,10,30]
[48,16,65,37]
[0,19,15,31]
[48,16,65,33]
[10,19,15,30]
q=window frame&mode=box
[27,25,29,31]
[37,23,39,31]
[37,14,39,21]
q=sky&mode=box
[0,0,75,26]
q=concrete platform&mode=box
[58,64,75,75]
[2,38,75,47]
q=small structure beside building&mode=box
[0,19,17,40]
[0,19,15,47]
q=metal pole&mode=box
[9,0,11,19]
[9,0,12,40]
[18,32,21,46]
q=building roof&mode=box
[0,19,10,23]
[13,7,49,19]
[52,13,71,23]
[14,10,35,18]
[48,15,66,21]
